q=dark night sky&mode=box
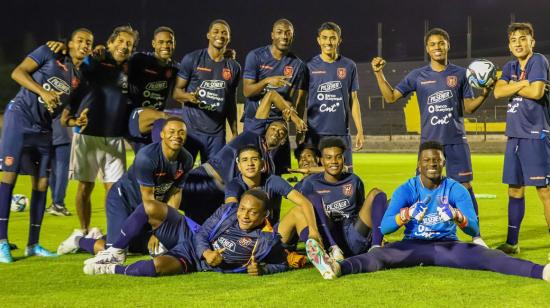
[2,0,550,64]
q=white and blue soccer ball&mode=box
[466,59,497,89]
[11,194,28,212]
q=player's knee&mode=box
[153,255,183,276]
[460,182,472,189]
[508,185,525,198]
[536,186,550,198]
[367,188,385,199]
[1,171,17,184]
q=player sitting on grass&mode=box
[277,137,387,261]
[307,141,550,282]
[84,189,290,277]
[57,118,193,256]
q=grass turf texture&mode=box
[2,153,550,307]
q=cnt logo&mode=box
[200,80,225,90]
[317,81,342,93]
[427,90,453,105]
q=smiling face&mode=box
[152,31,175,61]
[321,146,344,178]
[425,34,449,62]
[271,22,294,52]
[508,30,535,60]
[298,148,319,169]
[264,121,288,149]
[237,194,267,231]
[68,31,93,61]
[160,120,187,151]
[107,31,135,63]
[237,149,263,179]
[317,29,341,57]
[418,148,445,182]
[207,23,230,49]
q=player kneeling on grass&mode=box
[278,137,388,261]
[307,141,550,282]
[84,189,290,276]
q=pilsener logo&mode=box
[145,81,168,91]
[427,90,453,105]
[200,80,225,90]
[47,77,70,94]
[324,199,350,212]
[317,81,342,93]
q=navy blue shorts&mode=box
[337,218,372,256]
[180,165,225,224]
[0,106,52,178]
[185,127,225,164]
[443,143,473,183]
[306,134,353,171]
[155,208,200,272]
[105,184,151,253]
[503,137,550,187]
[127,108,152,153]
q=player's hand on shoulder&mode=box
[203,248,224,266]
[371,57,386,73]
[46,41,67,54]
[92,45,106,59]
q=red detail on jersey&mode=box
[446,76,457,88]
[145,69,158,75]
[155,172,167,176]
[238,237,252,247]
[260,65,274,70]
[223,68,232,81]
[122,63,129,74]
[283,66,294,78]
[71,77,80,89]
[165,69,173,79]
[4,156,13,167]
[56,60,68,72]
[175,170,184,179]
[197,66,212,72]
[311,70,326,74]
[342,183,353,196]
[337,68,346,79]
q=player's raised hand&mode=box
[264,76,291,88]
[46,41,67,54]
[371,57,386,73]
[247,255,263,276]
[203,248,225,266]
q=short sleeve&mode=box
[395,70,418,97]
[243,50,259,80]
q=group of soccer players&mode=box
[1,17,550,283]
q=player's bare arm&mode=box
[350,91,364,150]
[464,85,494,114]
[11,57,60,112]
[242,76,291,98]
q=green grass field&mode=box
[2,153,550,307]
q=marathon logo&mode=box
[145,81,168,91]
[47,77,70,94]
[317,81,342,93]
[324,199,350,212]
[200,80,225,90]
[427,90,453,105]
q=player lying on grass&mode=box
[57,118,193,256]
[84,189,290,277]
[277,137,387,261]
[307,141,550,282]
[178,89,306,224]
[0,28,93,263]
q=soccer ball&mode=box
[466,59,497,89]
[11,194,28,212]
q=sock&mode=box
[79,237,97,254]
[115,260,157,277]
[506,196,525,245]
[370,192,388,246]
[112,204,148,249]
[299,227,309,243]
[531,264,545,280]
[151,119,166,143]
[28,190,47,246]
[467,187,481,237]
[0,183,15,240]
[308,194,337,246]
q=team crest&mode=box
[337,68,347,79]
[122,63,129,74]
[238,237,252,247]
[342,183,353,196]
[165,69,173,79]
[4,156,13,167]
[71,77,80,89]
[222,68,232,81]
[175,169,184,179]
[446,76,457,88]
[283,65,294,78]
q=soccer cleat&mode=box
[84,247,126,265]
[328,245,345,262]
[47,203,71,216]
[25,244,57,257]
[57,229,85,255]
[495,242,520,254]
[0,240,14,263]
[472,236,489,248]
[86,227,104,240]
[83,262,116,275]
[306,239,341,279]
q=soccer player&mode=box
[172,19,240,164]
[0,28,93,263]
[298,22,364,171]
[493,22,550,254]
[307,141,550,282]
[46,116,73,216]
[57,118,193,256]
[63,26,139,236]
[277,137,387,261]
[371,28,492,246]
[127,26,180,152]
[242,18,307,174]
[224,145,320,232]
[84,189,289,277]
[179,89,306,224]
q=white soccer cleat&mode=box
[86,227,104,240]
[543,264,550,282]
[472,236,489,248]
[84,247,126,265]
[83,262,116,275]
[306,239,341,279]
[328,245,345,262]
[57,229,85,255]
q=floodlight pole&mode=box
[424,20,429,62]
[467,16,472,59]
[377,22,382,57]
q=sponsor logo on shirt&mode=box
[200,80,225,90]
[145,68,158,75]
[316,190,330,194]
[430,113,453,126]
[507,102,520,113]
[215,236,236,252]
[223,68,232,81]
[47,77,70,94]
[324,199,350,212]
[337,68,346,79]
[260,65,274,70]
[446,76,457,88]
[197,66,212,72]
[427,104,453,114]
[420,80,436,85]
[311,70,326,74]
[427,90,453,105]
[317,81,342,93]
[284,66,294,78]
[145,81,168,91]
